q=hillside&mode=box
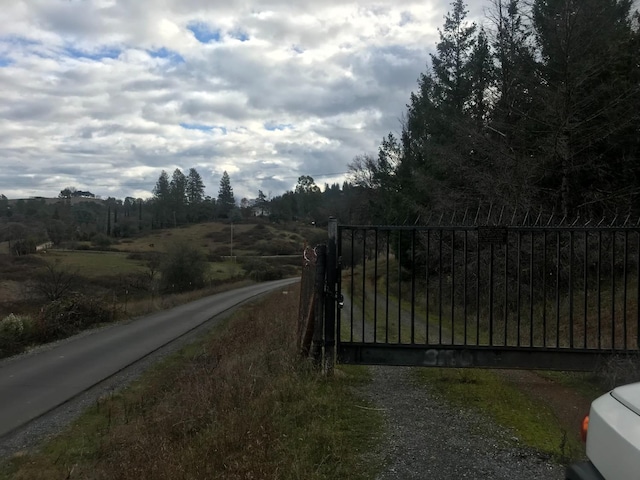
[0,220,326,357]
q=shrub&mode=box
[0,313,27,357]
[32,294,111,342]
[160,242,208,293]
[91,233,112,249]
[241,258,286,282]
[29,261,79,301]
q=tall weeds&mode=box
[3,286,382,480]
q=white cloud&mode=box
[0,0,478,202]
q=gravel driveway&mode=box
[360,366,565,480]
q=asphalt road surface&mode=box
[0,278,299,439]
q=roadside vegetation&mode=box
[0,220,324,359]
[0,287,384,480]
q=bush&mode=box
[160,242,208,293]
[241,258,286,282]
[91,233,112,249]
[0,313,29,357]
[32,294,111,342]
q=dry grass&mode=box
[1,287,383,480]
[111,221,316,257]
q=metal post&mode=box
[311,244,326,369]
[325,218,338,376]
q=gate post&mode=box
[324,218,338,376]
[310,244,326,368]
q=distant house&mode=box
[252,205,270,217]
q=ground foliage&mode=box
[1,288,383,480]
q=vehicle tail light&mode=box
[580,415,589,443]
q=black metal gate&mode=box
[330,218,640,370]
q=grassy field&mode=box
[0,286,384,480]
[43,250,148,277]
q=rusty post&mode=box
[297,244,316,350]
[324,218,338,375]
[310,244,326,368]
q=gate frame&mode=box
[327,219,640,371]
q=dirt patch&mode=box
[497,370,591,445]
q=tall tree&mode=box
[430,0,477,114]
[532,0,640,215]
[256,190,268,217]
[396,0,480,217]
[186,168,205,205]
[152,170,171,228]
[348,134,403,223]
[294,176,322,220]
[169,168,187,226]
[217,171,235,218]
[468,27,493,125]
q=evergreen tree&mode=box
[256,190,268,216]
[217,171,235,218]
[152,170,171,228]
[468,27,493,126]
[396,0,480,217]
[169,168,187,226]
[186,168,205,204]
[430,0,477,114]
[532,0,640,215]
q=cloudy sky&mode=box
[0,0,484,202]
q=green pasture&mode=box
[45,250,245,281]
[44,251,148,278]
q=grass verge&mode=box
[0,286,384,480]
[412,368,583,462]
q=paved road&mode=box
[0,278,298,438]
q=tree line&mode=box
[0,169,367,251]
[349,0,640,223]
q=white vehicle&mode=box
[566,382,640,480]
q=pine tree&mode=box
[532,0,640,215]
[256,190,268,217]
[468,27,493,126]
[169,168,187,226]
[186,168,205,204]
[430,0,477,114]
[397,0,480,216]
[152,170,170,228]
[217,171,235,218]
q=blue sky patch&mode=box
[230,30,249,42]
[0,56,12,67]
[148,47,185,64]
[187,22,222,43]
[64,46,121,61]
[264,122,293,131]
[0,35,39,47]
[180,123,227,134]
